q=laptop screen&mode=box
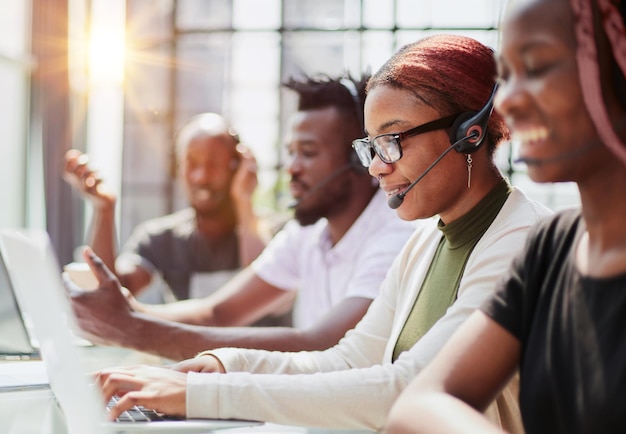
[0,248,38,358]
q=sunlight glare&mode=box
[88,28,125,85]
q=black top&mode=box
[482,209,626,434]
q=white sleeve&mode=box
[187,199,546,430]
[205,272,400,376]
[187,249,409,430]
[249,220,302,291]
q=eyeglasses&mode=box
[351,114,458,167]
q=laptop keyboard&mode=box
[108,395,182,422]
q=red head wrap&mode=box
[368,34,509,154]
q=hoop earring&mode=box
[466,154,473,189]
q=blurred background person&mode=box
[64,113,268,303]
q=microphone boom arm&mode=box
[388,133,476,209]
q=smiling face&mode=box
[181,132,238,217]
[496,0,606,183]
[286,106,356,225]
[365,85,470,222]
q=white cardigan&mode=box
[187,189,552,432]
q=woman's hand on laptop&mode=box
[96,364,187,421]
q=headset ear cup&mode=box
[450,112,480,154]
[450,108,491,154]
[450,83,498,154]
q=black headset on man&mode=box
[339,77,371,175]
[288,75,369,209]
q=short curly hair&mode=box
[283,73,371,157]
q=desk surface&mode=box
[0,345,377,434]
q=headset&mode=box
[448,83,499,154]
[387,83,499,209]
[339,77,370,175]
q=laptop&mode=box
[0,247,40,360]
[0,229,263,433]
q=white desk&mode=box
[0,346,378,434]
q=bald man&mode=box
[64,113,266,301]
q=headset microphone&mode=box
[288,163,353,209]
[387,134,475,209]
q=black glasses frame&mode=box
[352,114,458,167]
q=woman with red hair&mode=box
[95,34,551,432]
[386,1,626,433]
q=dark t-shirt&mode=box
[482,209,626,434]
[121,208,240,300]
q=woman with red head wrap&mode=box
[386,1,626,433]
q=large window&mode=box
[0,1,34,229]
[115,0,579,247]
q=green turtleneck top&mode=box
[392,179,512,361]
